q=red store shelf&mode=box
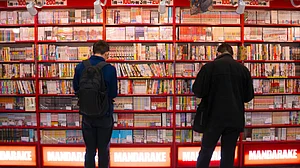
[106,23,173,26]
[106,40,174,43]
[0,126,37,129]
[114,110,173,113]
[175,40,242,43]
[245,124,300,128]
[244,23,300,27]
[106,59,175,63]
[0,109,34,113]
[177,23,241,27]
[39,110,78,113]
[40,126,80,130]
[0,60,35,63]
[118,76,174,79]
[118,94,173,97]
[0,24,35,27]
[0,94,36,97]
[0,77,35,80]
[0,40,35,44]
[114,126,173,130]
[37,40,99,43]
[38,23,103,26]
[242,60,300,63]
[0,142,37,145]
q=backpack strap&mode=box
[83,60,92,68]
[95,61,108,70]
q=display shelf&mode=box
[106,60,175,63]
[175,60,213,63]
[176,23,241,27]
[37,23,104,26]
[0,40,35,43]
[251,76,300,79]
[0,60,35,63]
[0,94,36,97]
[106,40,174,43]
[254,92,300,95]
[40,126,81,130]
[175,40,242,43]
[39,110,78,113]
[0,24,35,27]
[106,23,173,26]
[245,124,300,128]
[117,76,174,79]
[38,77,73,80]
[244,40,297,43]
[37,40,101,43]
[0,109,33,113]
[242,60,300,63]
[114,110,174,113]
[108,5,172,7]
[244,23,300,27]
[175,142,240,146]
[174,108,300,113]
[0,126,37,129]
[37,60,82,63]
[0,77,36,80]
[0,142,37,145]
[40,143,173,147]
[242,140,300,144]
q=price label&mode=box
[21,137,29,142]
[124,104,133,110]
[263,136,271,141]
[5,104,13,110]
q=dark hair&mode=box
[93,40,109,55]
[217,43,233,55]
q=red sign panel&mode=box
[110,147,171,167]
[43,146,171,167]
[0,146,36,166]
[244,143,300,166]
[177,146,238,167]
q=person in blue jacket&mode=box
[73,40,118,168]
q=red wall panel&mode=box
[0,0,299,8]
[174,0,190,7]
[66,0,99,7]
[0,1,6,7]
[270,0,300,9]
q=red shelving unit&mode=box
[0,0,300,168]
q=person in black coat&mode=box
[192,43,254,168]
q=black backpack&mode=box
[78,60,109,117]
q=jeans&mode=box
[82,115,113,168]
[196,127,240,168]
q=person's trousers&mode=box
[82,119,113,168]
[196,127,240,168]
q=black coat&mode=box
[192,54,254,132]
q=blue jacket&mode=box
[73,55,118,116]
